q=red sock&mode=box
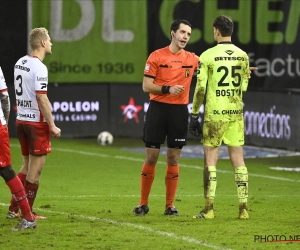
[6,177,33,221]
[24,180,39,210]
[9,172,26,213]
[139,163,155,205]
[165,165,179,209]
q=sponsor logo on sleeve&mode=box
[145,64,150,72]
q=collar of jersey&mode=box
[218,42,232,44]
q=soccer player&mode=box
[133,20,199,216]
[6,27,61,220]
[189,15,251,219]
[0,66,37,230]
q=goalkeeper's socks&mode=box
[6,177,34,221]
[204,198,214,212]
[235,166,248,203]
[205,166,217,199]
[139,163,155,205]
[165,165,179,209]
[24,180,39,210]
[9,172,27,213]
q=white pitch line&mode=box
[10,144,299,183]
[0,203,232,250]
[50,146,300,183]
[35,194,300,198]
[10,144,300,183]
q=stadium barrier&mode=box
[7,83,299,151]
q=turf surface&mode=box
[0,137,299,250]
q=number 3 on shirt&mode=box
[15,75,23,96]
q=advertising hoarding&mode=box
[30,0,148,83]
[109,83,300,150]
[47,83,109,137]
[27,0,300,88]
[7,81,300,150]
[243,90,300,150]
[147,0,300,89]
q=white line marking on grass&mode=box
[270,167,300,172]
[11,144,299,183]
[39,194,300,198]
[0,203,232,250]
[179,164,300,183]
[43,146,300,183]
[10,143,300,183]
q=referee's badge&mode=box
[185,69,190,78]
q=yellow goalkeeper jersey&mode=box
[192,42,249,121]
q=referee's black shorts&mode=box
[143,100,188,147]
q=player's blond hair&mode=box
[29,27,49,50]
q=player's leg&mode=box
[225,120,249,219]
[228,146,249,219]
[7,157,28,218]
[193,146,218,219]
[133,101,165,216]
[164,147,180,215]
[0,125,36,229]
[2,166,34,220]
[23,123,50,219]
[7,121,29,218]
[26,154,46,206]
[164,104,188,216]
[3,165,37,231]
[193,120,228,219]
[133,146,159,216]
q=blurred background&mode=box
[0,0,299,150]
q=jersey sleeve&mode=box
[194,54,199,71]
[192,52,208,114]
[242,54,249,92]
[35,64,48,94]
[144,52,158,78]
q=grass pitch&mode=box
[0,137,299,250]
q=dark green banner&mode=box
[30,0,300,88]
[146,0,300,89]
[31,0,147,83]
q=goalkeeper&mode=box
[189,15,256,219]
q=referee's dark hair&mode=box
[170,19,192,39]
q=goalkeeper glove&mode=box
[188,113,202,137]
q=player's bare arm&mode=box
[142,76,160,93]
[0,90,10,121]
[143,76,184,95]
[37,93,61,138]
